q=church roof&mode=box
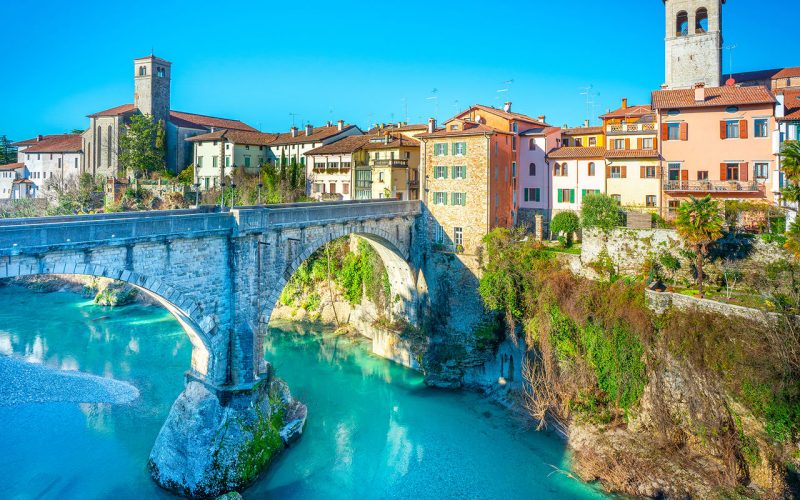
[19,134,82,153]
[88,103,137,118]
[85,104,257,132]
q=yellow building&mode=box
[560,124,605,148]
[362,134,421,200]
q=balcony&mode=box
[372,159,409,167]
[606,122,657,135]
[663,180,765,194]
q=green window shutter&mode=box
[462,193,466,205]
[524,189,529,202]
[557,190,563,203]
[450,166,456,178]
[462,166,466,179]
[444,143,449,155]
[570,190,576,203]
[534,189,540,202]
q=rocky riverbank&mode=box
[3,274,150,307]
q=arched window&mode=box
[139,65,147,76]
[676,11,689,36]
[96,126,102,167]
[588,162,596,176]
[529,163,536,176]
[529,138,536,150]
[695,8,708,33]
[107,125,113,170]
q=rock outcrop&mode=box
[148,368,306,499]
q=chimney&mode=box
[326,120,332,127]
[428,117,436,133]
[622,98,628,109]
[397,122,402,128]
[503,101,512,113]
[337,119,344,131]
[305,124,313,136]
[384,132,390,144]
[290,126,298,138]
[538,115,546,123]
[694,82,706,102]
[584,119,590,128]
[37,134,43,142]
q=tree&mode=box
[780,140,800,256]
[675,195,724,298]
[118,114,165,177]
[550,211,580,248]
[0,135,17,165]
[176,164,195,186]
[581,193,622,231]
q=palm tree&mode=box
[675,195,724,298]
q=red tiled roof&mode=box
[267,125,356,146]
[562,126,603,136]
[604,149,660,159]
[773,67,800,80]
[20,134,82,153]
[600,104,652,119]
[88,103,137,117]
[0,162,24,170]
[363,136,420,150]
[306,134,372,155]
[547,146,605,159]
[12,134,78,147]
[186,129,274,145]
[652,85,776,109]
[13,179,34,184]
[169,111,258,132]
[780,90,800,121]
[416,122,505,139]
[520,126,561,136]
[468,104,548,126]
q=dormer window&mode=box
[139,65,147,76]
[450,124,459,131]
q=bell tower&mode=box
[133,55,171,124]
[664,0,724,89]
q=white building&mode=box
[305,134,371,201]
[188,130,273,191]
[11,134,84,198]
[546,147,606,214]
[264,121,362,168]
[0,163,27,199]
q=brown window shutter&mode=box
[621,165,627,178]
[637,138,643,149]
[640,165,646,178]
[681,169,689,181]
[661,123,669,140]
[720,121,727,139]
[606,165,611,178]
[625,138,631,149]
[740,162,749,181]
[652,138,658,150]
[553,163,558,176]
[739,120,748,139]
[680,122,688,141]
[720,163,727,181]
[656,166,662,177]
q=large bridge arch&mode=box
[6,262,220,384]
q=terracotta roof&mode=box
[267,125,356,146]
[600,104,653,119]
[13,179,34,184]
[416,122,504,139]
[0,162,24,170]
[394,123,427,131]
[186,129,274,145]
[306,134,372,155]
[363,136,420,150]
[774,67,800,79]
[519,126,561,136]
[780,90,800,121]
[604,149,660,159]
[562,126,603,136]
[12,134,78,147]
[88,103,137,117]
[547,147,605,159]
[20,134,82,153]
[468,104,547,126]
[652,85,776,109]
[169,111,258,132]
[730,68,783,83]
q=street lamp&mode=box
[220,182,226,211]
[257,182,263,205]
[230,182,236,209]
[193,183,200,207]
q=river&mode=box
[0,284,606,499]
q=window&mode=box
[139,65,146,76]
[524,188,541,202]
[755,162,769,179]
[495,193,499,208]
[697,170,709,180]
[314,183,324,193]
[452,166,467,179]
[450,124,459,131]
[434,224,445,244]
[726,120,740,139]
[574,138,583,147]
[668,163,681,181]
[755,119,768,138]
[512,136,517,151]
[197,156,203,167]
[378,172,385,182]
[676,10,688,36]
[226,144,230,150]
[529,163,536,176]
[695,7,708,33]
[668,200,680,213]
[453,227,463,247]
[451,192,467,206]
[512,123,518,133]
[588,162,596,176]
[213,156,219,168]
[157,66,166,77]
[642,138,654,149]
[644,166,657,178]
[244,156,251,168]
[529,138,536,150]
[668,123,681,141]
[511,162,516,178]
[589,137,597,147]
[433,192,448,205]
[726,163,740,181]
[434,166,448,179]
[225,156,231,167]
[557,189,575,204]
[611,194,622,205]
[329,182,336,194]
[315,162,325,170]
[329,162,339,170]
[581,189,601,198]
[453,142,467,155]
[614,139,625,150]
[646,195,657,208]
[610,166,622,178]
[562,138,570,147]
[342,162,351,169]
[343,183,350,194]
[245,145,250,150]
[433,143,448,156]
[554,162,568,176]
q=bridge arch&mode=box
[7,262,220,384]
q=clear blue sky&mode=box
[3,0,797,141]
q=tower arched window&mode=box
[157,66,166,78]
[107,125,113,169]
[695,8,708,33]
[139,65,147,76]
[676,11,689,36]
[96,126,102,167]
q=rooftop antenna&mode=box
[401,97,408,123]
[579,85,598,126]
[453,99,460,114]
[426,88,439,119]
[498,79,514,102]
[723,43,738,81]
[289,113,298,128]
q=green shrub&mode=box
[551,211,580,247]
[581,193,622,231]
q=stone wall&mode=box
[645,288,782,324]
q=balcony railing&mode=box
[606,122,657,135]
[372,159,409,167]
[663,180,764,193]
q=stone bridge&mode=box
[0,199,424,496]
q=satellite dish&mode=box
[475,114,484,124]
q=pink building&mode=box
[517,125,560,227]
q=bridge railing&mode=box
[0,206,217,227]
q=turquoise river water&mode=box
[0,285,606,499]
